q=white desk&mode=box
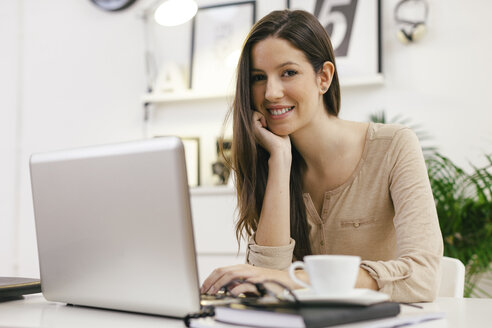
[1,294,491,328]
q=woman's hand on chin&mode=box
[252,111,291,159]
[200,264,298,296]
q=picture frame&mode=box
[153,136,200,187]
[190,1,256,93]
[180,137,201,187]
[288,0,382,83]
[211,138,232,185]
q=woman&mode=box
[201,9,443,302]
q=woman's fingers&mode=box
[201,264,250,295]
[259,113,267,128]
[200,264,296,296]
[251,111,292,158]
[229,283,259,297]
[252,111,276,150]
[200,266,226,294]
[252,111,267,128]
[201,267,227,294]
[208,270,244,294]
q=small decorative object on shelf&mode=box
[155,61,188,93]
[211,139,232,185]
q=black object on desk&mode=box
[0,277,41,301]
[211,301,401,328]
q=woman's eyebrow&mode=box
[276,61,299,69]
[251,62,300,72]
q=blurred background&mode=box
[1,0,491,295]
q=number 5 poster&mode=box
[289,0,381,84]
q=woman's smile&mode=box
[267,105,295,119]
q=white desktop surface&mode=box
[1,294,491,328]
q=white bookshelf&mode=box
[142,90,233,104]
[142,73,384,105]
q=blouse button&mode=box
[320,240,325,246]
[353,222,360,228]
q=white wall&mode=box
[1,0,491,278]
[0,0,20,275]
[1,0,146,276]
[341,0,492,170]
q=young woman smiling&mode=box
[200,9,443,303]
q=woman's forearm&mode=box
[355,267,378,290]
[255,151,292,246]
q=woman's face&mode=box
[250,37,328,136]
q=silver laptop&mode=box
[30,137,201,318]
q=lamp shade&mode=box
[154,0,198,26]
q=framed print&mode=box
[211,138,232,185]
[153,136,200,187]
[180,137,201,187]
[288,0,381,83]
[190,1,256,93]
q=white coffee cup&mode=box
[288,255,361,295]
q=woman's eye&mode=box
[251,74,266,82]
[282,70,298,77]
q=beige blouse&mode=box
[246,122,443,302]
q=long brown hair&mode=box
[226,10,340,260]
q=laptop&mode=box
[30,137,202,318]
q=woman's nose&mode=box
[265,78,283,101]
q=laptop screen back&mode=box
[30,137,201,317]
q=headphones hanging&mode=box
[394,0,428,44]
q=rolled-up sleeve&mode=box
[361,128,443,302]
[246,234,295,270]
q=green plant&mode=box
[427,154,492,297]
[369,110,492,297]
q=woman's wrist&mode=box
[268,149,292,169]
[356,267,378,290]
[286,268,378,291]
[286,269,310,289]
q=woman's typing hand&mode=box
[200,264,307,296]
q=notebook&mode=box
[208,302,402,328]
[0,277,41,301]
[30,137,202,318]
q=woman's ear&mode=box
[318,61,335,94]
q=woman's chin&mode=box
[271,130,290,137]
[269,125,293,137]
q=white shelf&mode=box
[142,90,233,104]
[340,73,384,88]
[190,185,234,196]
[142,74,384,105]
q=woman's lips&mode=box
[268,105,295,117]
